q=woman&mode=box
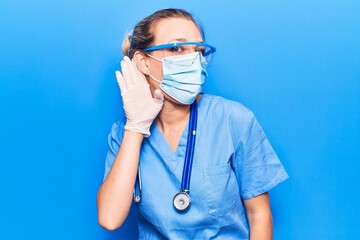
[97,8,288,239]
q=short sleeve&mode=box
[103,121,125,180]
[231,111,288,200]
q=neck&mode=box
[156,100,190,134]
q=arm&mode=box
[231,109,288,239]
[244,192,273,240]
[96,131,143,230]
[96,56,163,230]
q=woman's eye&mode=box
[170,46,183,52]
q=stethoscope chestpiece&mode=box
[173,191,191,211]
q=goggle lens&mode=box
[143,42,216,66]
[163,44,213,66]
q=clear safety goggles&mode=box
[143,41,216,66]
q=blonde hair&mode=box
[122,32,132,57]
[121,8,204,58]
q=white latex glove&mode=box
[115,56,164,137]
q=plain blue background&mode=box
[1,0,359,239]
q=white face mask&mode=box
[147,52,208,104]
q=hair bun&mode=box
[122,32,132,57]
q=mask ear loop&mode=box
[148,73,162,84]
[146,53,162,62]
[145,55,162,84]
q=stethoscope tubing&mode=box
[181,101,197,191]
[134,101,198,205]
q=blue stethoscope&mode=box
[133,101,198,212]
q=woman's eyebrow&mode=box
[167,38,187,43]
[167,38,204,43]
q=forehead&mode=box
[152,18,203,44]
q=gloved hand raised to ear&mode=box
[115,56,164,137]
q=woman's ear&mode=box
[132,51,150,75]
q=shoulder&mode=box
[108,118,126,145]
[201,94,255,125]
[200,94,258,147]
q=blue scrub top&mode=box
[104,94,288,239]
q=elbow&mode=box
[97,206,129,231]
[98,216,123,231]
[96,188,130,231]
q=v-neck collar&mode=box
[147,94,207,172]
[149,121,188,172]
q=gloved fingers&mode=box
[124,56,138,86]
[121,57,134,87]
[131,59,148,86]
[115,70,127,92]
[153,89,164,102]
